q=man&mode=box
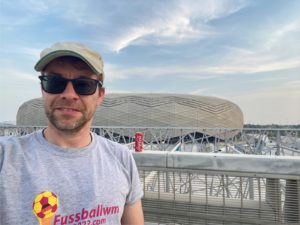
[0,42,144,225]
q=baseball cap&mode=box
[34,42,104,80]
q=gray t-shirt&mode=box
[0,130,143,225]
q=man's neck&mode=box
[43,126,92,148]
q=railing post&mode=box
[276,130,281,155]
[266,178,282,221]
[284,179,300,223]
[249,177,254,200]
[165,171,170,193]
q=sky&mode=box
[0,0,299,125]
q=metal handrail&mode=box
[133,152,300,224]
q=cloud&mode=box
[104,62,220,82]
[0,0,248,52]
[204,56,300,74]
[60,3,106,26]
[111,27,155,53]
[266,20,300,51]
[109,15,205,52]
[0,0,51,27]
[0,68,38,82]
[0,0,102,28]
[104,63,132,81]
[205,17,300,74]
[28,0,49,13]
[105,14,300,80]
[189,88,216,95]
[109,0,248,52]
[245,76,288,83]
[0,46,41,64]
[105,54,299,83]
[20,47,41,59]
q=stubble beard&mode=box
[45,102,93,133]
[47,112,88,133]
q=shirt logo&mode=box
[32,191,59,225]
[32,191,120,225]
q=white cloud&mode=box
[189,88,216,95]
[246,76,288,83]
[204,57,300,74]
[110,16,205,52]
[105,54,300,82]
[20,47,41,59]
[104,62,220,82]
[104,63,132,81]
[111,27,155,52]
[61,3,105,26]
[28,0,49,13]
[109,0,248,52]
[266,20,300,51]
[0,68,38,82]
[207,16,300,75]
[0,0,51,27]
[0,46,40,64]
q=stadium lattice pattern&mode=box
[17,93,243,139]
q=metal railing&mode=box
[134,151,300,225]
[1,126,299,155]
[1,126,300,224]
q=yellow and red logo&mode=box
[32,191,59,225]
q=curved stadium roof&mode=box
[17,93,243,138]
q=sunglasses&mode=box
[39,75,102,95]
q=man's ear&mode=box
[97,87,105,106]
[99,86,105,97]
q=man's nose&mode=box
[60,81,79,99]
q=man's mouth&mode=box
[56,107,80,112]
[55,107,81,115]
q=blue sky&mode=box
[0,0,299,125]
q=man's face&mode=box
[41,59,105,133]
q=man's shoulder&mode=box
[0,134,21,147]
[0,132,39,173]
[0,131,40,152]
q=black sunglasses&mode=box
[39,75,102,95]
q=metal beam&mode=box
[133,151,300,179]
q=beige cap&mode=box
[34,42,104,80]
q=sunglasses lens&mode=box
[73,79,98,95]
[39,75,99,95]
[40,76,67,94]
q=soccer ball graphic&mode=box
[32,191,59,219]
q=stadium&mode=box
[16,93,244,140]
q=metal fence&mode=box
[134,151,300,225]
[1,126,299,156]
[1,126,300,224]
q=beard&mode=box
[45,100,94,133]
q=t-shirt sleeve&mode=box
[0,144,4,174]
[126,152,143,205]
[0,137,8,174]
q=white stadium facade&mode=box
[16,93,243,141]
